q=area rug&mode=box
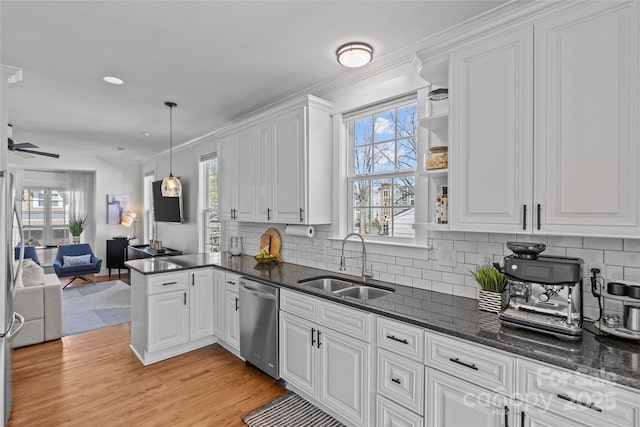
[242,391,345,427]
[62,280,130,336]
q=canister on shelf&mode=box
[427,88,448,116]
[425,146,448,170]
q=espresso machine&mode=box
[499,243,584,341]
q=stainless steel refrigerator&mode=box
[0,170,25,425]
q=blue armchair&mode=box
[14,245,41,265]
[53,243,102,288]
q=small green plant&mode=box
[471,265,508,293]
[69,215,88,237]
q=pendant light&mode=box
[161,101,182,197]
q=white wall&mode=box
[9,152,142,274]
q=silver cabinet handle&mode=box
[163,281,177,286]
[299,208,304,222]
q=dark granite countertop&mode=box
[125,253,640,391]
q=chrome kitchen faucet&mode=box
[339,233,373,282]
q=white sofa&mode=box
[12,260,63,348]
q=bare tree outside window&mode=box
[350,101,417,238]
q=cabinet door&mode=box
[279,312,317,398]
[427,369,514,427]
[519,404,588,427]
[450,27,533,233]
[224,290,240,350]
[218,137,237,221]
[255,120,273,222]
[272,107,305,223]
[318,327,369,427]
[235,128,256,221]
[213,269,226,338]
[534,2,640,237]
[148,291,189,352]
[189,269,214,341]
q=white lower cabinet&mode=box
[148,290,189,352]
[212,269,226,338]
[427,369,515,427]
[130,269,216,365]
[224,289,240,351]
[377,395,424,427]
[189,269,215,341]
[518,403,588,427]
[279,289,372,427]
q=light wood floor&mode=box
[9,319,285,426]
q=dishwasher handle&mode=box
[240,283,278,301]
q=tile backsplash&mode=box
[227,222,640,320]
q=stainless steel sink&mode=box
[333,286,393,300]
[300,277,354,292]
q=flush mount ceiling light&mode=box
[103,76,124,85]
[336,42,373,68]
[161,101,182,198]
[140,131,152,137]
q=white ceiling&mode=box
[1,1,506,161]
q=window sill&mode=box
[327,235,432,257]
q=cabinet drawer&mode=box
[377,317,424,361]
[147,272,187,295]
[517,359,640,427]
[377,395,424,427]
[318,300,372,342]
[378,348,424,415]
[225,273,240,293]
[426,333,514,394]
[280,289,319,322]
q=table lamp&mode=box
[120,211,137,239]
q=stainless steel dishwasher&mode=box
[239,278,279,379]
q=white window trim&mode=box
[198,153,220,254]
[328,90,432,252]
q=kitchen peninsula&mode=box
[126,253,640,427]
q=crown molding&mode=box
[0,64,23,83]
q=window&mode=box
[143,173,155,243]
[348,99,417,239]
[21,188,69,245]
[201,155,221,259]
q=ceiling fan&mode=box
[7,125,60,158]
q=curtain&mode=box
[65,172,95,245]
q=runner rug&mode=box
[242,391,345,427]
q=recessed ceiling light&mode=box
[336,42,373,68]
[117,147,126,151]
[141,131,152,137]
[103,76,124,85]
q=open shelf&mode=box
[425,222,450,231]
[419,113,448,131]
[595,290,640,305]
[424,168,448,178]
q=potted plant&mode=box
[69,215,88,244]
[471,265,509,313]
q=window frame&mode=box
[199,153,221,259]
[345,96,419,244]
[143,172,155,244]
[21,187,69,246]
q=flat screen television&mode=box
[152,179,184,223]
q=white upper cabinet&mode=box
[450,1,640,238]
[450,27,534,233]
[272,107,306,223]
[219,129,256,222]
[534,1,640,237]
[218,136,237,221]
[218,95,332,225]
